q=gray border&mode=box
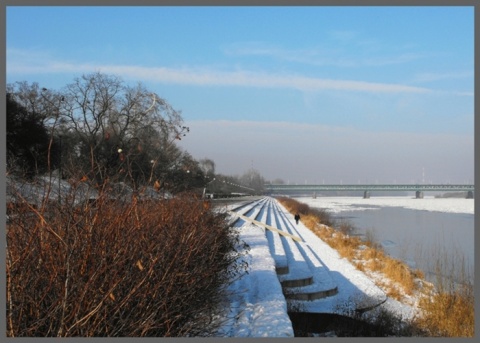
[2,1,477,342]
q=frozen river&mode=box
[294,196,474,284]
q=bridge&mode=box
[265,184,475,198]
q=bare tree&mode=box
[58,72,188,187]
[199,158,216,178]
[62,72,122,145]
[6,81,65,126]
[7,73,193,192]
[239,168,265,194]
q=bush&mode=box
[6,186,247,337]
[415,285,474,337]
[276,196,333,227]
[6,93,58,177]
[413,265,474,337]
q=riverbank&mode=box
[294,196,474,285]
[279,196,474,337]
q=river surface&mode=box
[294,196,474,284]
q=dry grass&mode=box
[415,282,474,337]
[413,254,474,337]
[7,183,248,337]
[360,246,383,261]
[276,196,474,337]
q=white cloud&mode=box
[413,71,473,83]
[7,48,431,94]
[223,41,425,68]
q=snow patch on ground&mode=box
[216,223,294,337]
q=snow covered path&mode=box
[215,196,409,337]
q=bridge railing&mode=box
[265,184,474,192]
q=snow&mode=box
[216,197,420,337]
[6,175,171,209]
[294,196,474,215]
[216,223,294,337]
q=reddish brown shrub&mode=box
[7,190,247,337]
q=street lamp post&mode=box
[203,177,215,199]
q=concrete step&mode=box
[268,200,313,288]
[273,200,387,310]
[281,241,338,300]
[230,197,340,301]
[243,197,268,220]
[230,198,291,275]
[256,201,289,275]
[229,198,267,226]
[271,199,339,301]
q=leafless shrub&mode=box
[413,247,474,337]
[7,186,248,337]
[336,219,355,235]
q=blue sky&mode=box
[6,6,474,184]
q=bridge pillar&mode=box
[467,191,474,199]
[415,191,424,199]
[363,191,370,199]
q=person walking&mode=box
[294,213,300,225]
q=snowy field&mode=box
[294,196,474,215]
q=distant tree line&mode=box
[7,72,265,195]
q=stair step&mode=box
[271,199,338,301]
[284,285,338,301]
[254,201,290,275]
[269,204,313,287]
